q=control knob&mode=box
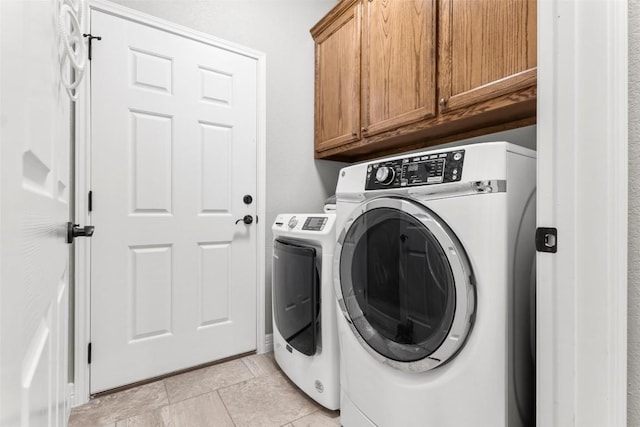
[375,166,395,185]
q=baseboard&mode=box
[263,333,273,353]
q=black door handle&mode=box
[235,215,253,225]
[67,222,95,244]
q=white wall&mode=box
[628,2,640,424]
[110,0,344,334]
[417,125,536,152]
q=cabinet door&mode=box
[362,0,436,137]
[438,0,537,113]
[313,1,361,153]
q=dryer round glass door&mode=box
[335,197,475,372]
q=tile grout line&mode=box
[215,368,281,396]
[240,357,257,377]
[154,358,279,422]
[116,383,240,426]
[215,368,308,427]
[75,355,283,427]
[112,406,163,427]
[216,389,238,427]
[117,380,171,425]
[112,381,172,427]
[72,382,169,427]
[282,408,322,426]
[109,378,210,426]
[241,355,264,378]
[163,359,255,405]
[162,379,170,405]
[163,373,271,406]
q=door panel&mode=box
[199,243,231,326]
[200,123,232,213]
[90,10,258,392]
[1,0,72,424]
[438,0,537,112]
[130,112,173,214]
[313,1,361,152]
[362,0,437,136]
[130,245,173,341]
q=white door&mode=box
[90,10,258,393]
[0,0,73,425]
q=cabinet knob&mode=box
[361,127,368,133]
[352,132,358,138]
[439,98,447,107]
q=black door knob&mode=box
[243,195,253,205]
[67,222,95,244]
[235,215,253,225]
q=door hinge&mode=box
[88,190,93,212]
[535,227,557,253]
[82,33,102,60]
[88,342,92,364]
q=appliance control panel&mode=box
[365,149,465,190]
[273,215,330,232]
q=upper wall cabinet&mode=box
[312,0,361,153]
[438,0,537,113]
[362,0,436,137]
[311,0,537,162]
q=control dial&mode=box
[375,166,395,185]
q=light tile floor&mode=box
[69,353,340,427]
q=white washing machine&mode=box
[272,213,340,410]
[334,142,536,427]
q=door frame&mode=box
[537,0,627,425]
[73,0,267,405]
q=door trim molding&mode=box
[537,1,627,425]
[74,0,267,405]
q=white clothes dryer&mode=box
[334,142,536,427]
[272,213,340,410]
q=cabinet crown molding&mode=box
[310,0,360,37]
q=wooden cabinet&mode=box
[438,0,537,113]
[362,0,436,136]
[311,0,537,162]
[312,0,361,153]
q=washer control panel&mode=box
[365,149,465,190]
